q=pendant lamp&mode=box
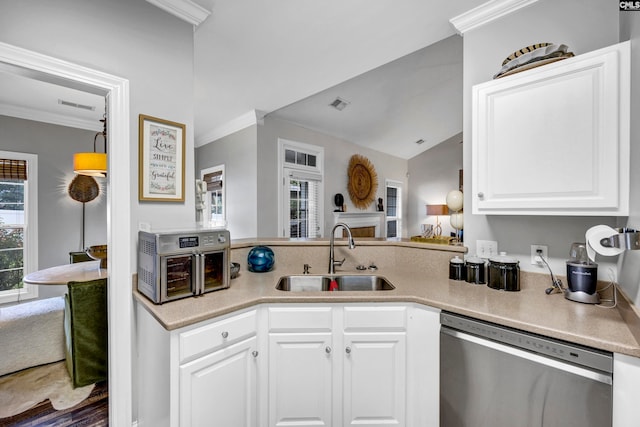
[74,114,107,177]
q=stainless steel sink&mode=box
[275,275,395,292]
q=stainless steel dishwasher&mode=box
[440,312,613,427]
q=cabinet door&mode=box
[268,332,333,427]
[342,332,407,426]
[179,336,258,427]
[472,41,630,215]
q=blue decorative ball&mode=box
[247,246,275,273]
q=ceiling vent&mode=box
[58,99,96,111]
[329,97,349,111]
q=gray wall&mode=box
[0,0,196,268]
[407,132,463,238]
[0,116,108,300]
[196,125,258,239]
[462,0,622,278]
[258,116,409,237]
[618,12,640,305]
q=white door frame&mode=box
[0,42,132,425]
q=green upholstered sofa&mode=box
[64,278,108,388]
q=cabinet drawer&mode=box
[343,306,406,332]
[179,309,257,362]
[268,306,333,332]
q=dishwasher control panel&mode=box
[440,312,613,373]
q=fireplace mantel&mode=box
[332,211,385,238]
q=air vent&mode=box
[415,139,425,145]
[58,99,96,111]
[329,97,349,111]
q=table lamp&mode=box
[426,204,449,237]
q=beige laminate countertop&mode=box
[134,239,640,357]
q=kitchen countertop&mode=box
[133,239,640,357]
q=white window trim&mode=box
[385,179,402,238]
[0,150,38,303]
[200,164,225,227]
[277,138,324,238]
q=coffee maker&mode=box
[565,243,599,304]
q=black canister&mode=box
[464,256,486,284]
[488,253,520,291]
[449,256,465,281]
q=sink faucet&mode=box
[329,222,356,274]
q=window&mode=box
[201,165,225,227]
[0,152,38,303]
[278,139,324,238]
[386,180,402,238]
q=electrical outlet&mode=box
[531,244,548,265]
[477,240,498,258]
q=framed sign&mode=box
[138,114,186,202]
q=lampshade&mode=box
[426,204,449,216]
[74,152,107,177]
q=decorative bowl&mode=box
[247,246,275,273]
[230,262,241,279]
[86,245,108,268]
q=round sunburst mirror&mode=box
[347,154,378,209]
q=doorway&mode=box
[0,42,132,425]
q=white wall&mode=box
[0,116,108,300]
[196,125,258,239]
[407,132,463,238]
[258,116,409,237]
[462,0,622,278]
[0,0,196,267]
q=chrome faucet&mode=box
[328,222,356,274]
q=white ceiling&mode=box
[193,0,486,155]
[0,1,487,158]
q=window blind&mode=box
[202,170,222,191]
[0,159,27,180]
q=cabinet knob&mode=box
[345,346,351,354]
[252,350,259,358]
[325,346,332,354]
[477,192,484,199]
[221,331,229,339]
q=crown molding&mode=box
[450,0,539,35]
[195,110,262,147]
[146,0,211,26]
[0,103,102,131]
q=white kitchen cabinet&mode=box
[472,41,630,215]
[267,304,410,427]
[180,336,258,427]
[136,304,261,427]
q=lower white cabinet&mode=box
[136,302,441,427]
[180,336,258,427]
[267,304,409,427]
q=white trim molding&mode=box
[195,110,263,147]
[145,0,211,26]
[0,41,133,427]
[450,0,539,35]
[0,103,102,131]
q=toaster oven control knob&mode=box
[252,351,259,358]
[218,234,227,243]
[221,331,229,339]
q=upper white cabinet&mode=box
[472,41,630,216]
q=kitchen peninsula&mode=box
[135,239,640,427]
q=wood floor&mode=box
[0,382,108,427]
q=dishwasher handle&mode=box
[441,327,612,385]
